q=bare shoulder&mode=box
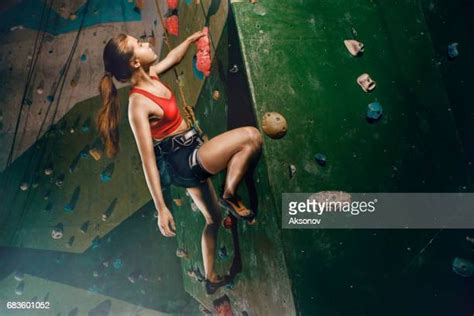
[128,93,163,122]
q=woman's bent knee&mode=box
[244,126,263,149]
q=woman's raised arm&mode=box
[150,31,206,76]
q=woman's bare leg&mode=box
[197,127,263,198]
[187,179,222,283]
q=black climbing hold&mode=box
[314,153,327,166]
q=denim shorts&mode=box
[154,128,212,188]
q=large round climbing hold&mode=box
[261,112,287,139]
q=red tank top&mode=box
[129,76,183,139]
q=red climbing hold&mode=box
[165,15,179,36]
[196,27,211,77]
[223,214,234,229]
[167,0,178,10]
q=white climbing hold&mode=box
[357,73,376,92]
[51,227,64,240]
[344,39,364,56]
[20,183,29,191]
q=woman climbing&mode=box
[97,32,262,294]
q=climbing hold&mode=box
[192,55,205,80]
[229,64,239,73]
[44,167,53,176]
[102,259,110,268]
[31,177,39,189]
[357,73,376,92]
[69,127,75,134]
[194,267,204,282]
[447,43,459,59]
[89,147,103,161]
[165,15,179,36]
[167,0,178,9]
[20,183,29,191]
[67,236,75,248]
[51,224,64,240]
[367,102,383,122]
[190,201,199,212]
[47,95,54,102]
[247,218,257,225]
[173,198,183,206]
[64,203,74,213]
[466,236,474,245]
[344,39,364,57]
[55,174,64,187]
[217,246,228,259]
[80,54,87,62]
[15,281,25,295]
[176,248,188,258]
[289,164,296,178]
[309,192,351,212]
[14,271,24,282]
[128,270,141,283]
[452,257,473,277]
[314,153,327,166]
[195,27,211,77]
[69,13,77,20]
[36,81,44,95]
[10,25,25,32]
[223,214,234,229]
[213,295,233,315]
[92,270,100,278]
[262,112,288,139]
[43,190,50,200]
[187,268,196,279]
[212,90,220,101]
[100,163,115,182]
[113,258,123,270]
[80,221,89,234]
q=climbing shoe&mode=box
[205,275,232,295]
[219,195,254,220]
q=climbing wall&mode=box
[0,0,164,172]
[0,0,201,314]
[231,0,474,315]
[157,0,296,314]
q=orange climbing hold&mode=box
[196,27,211,76]
[167,0,178,10]
[165,15,179,36]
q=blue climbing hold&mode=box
[100,171,112,182]
[80,54,87,62]
[81,124,90,133]
[367,102,383,122]
[218,246,228,260]
[452,257,473,277]
[47,95,54,102]
[314,153,327,166]
[64,203,74,213]
[192,55,204,80]
[113,258,123,270]
[447,43,459,59]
